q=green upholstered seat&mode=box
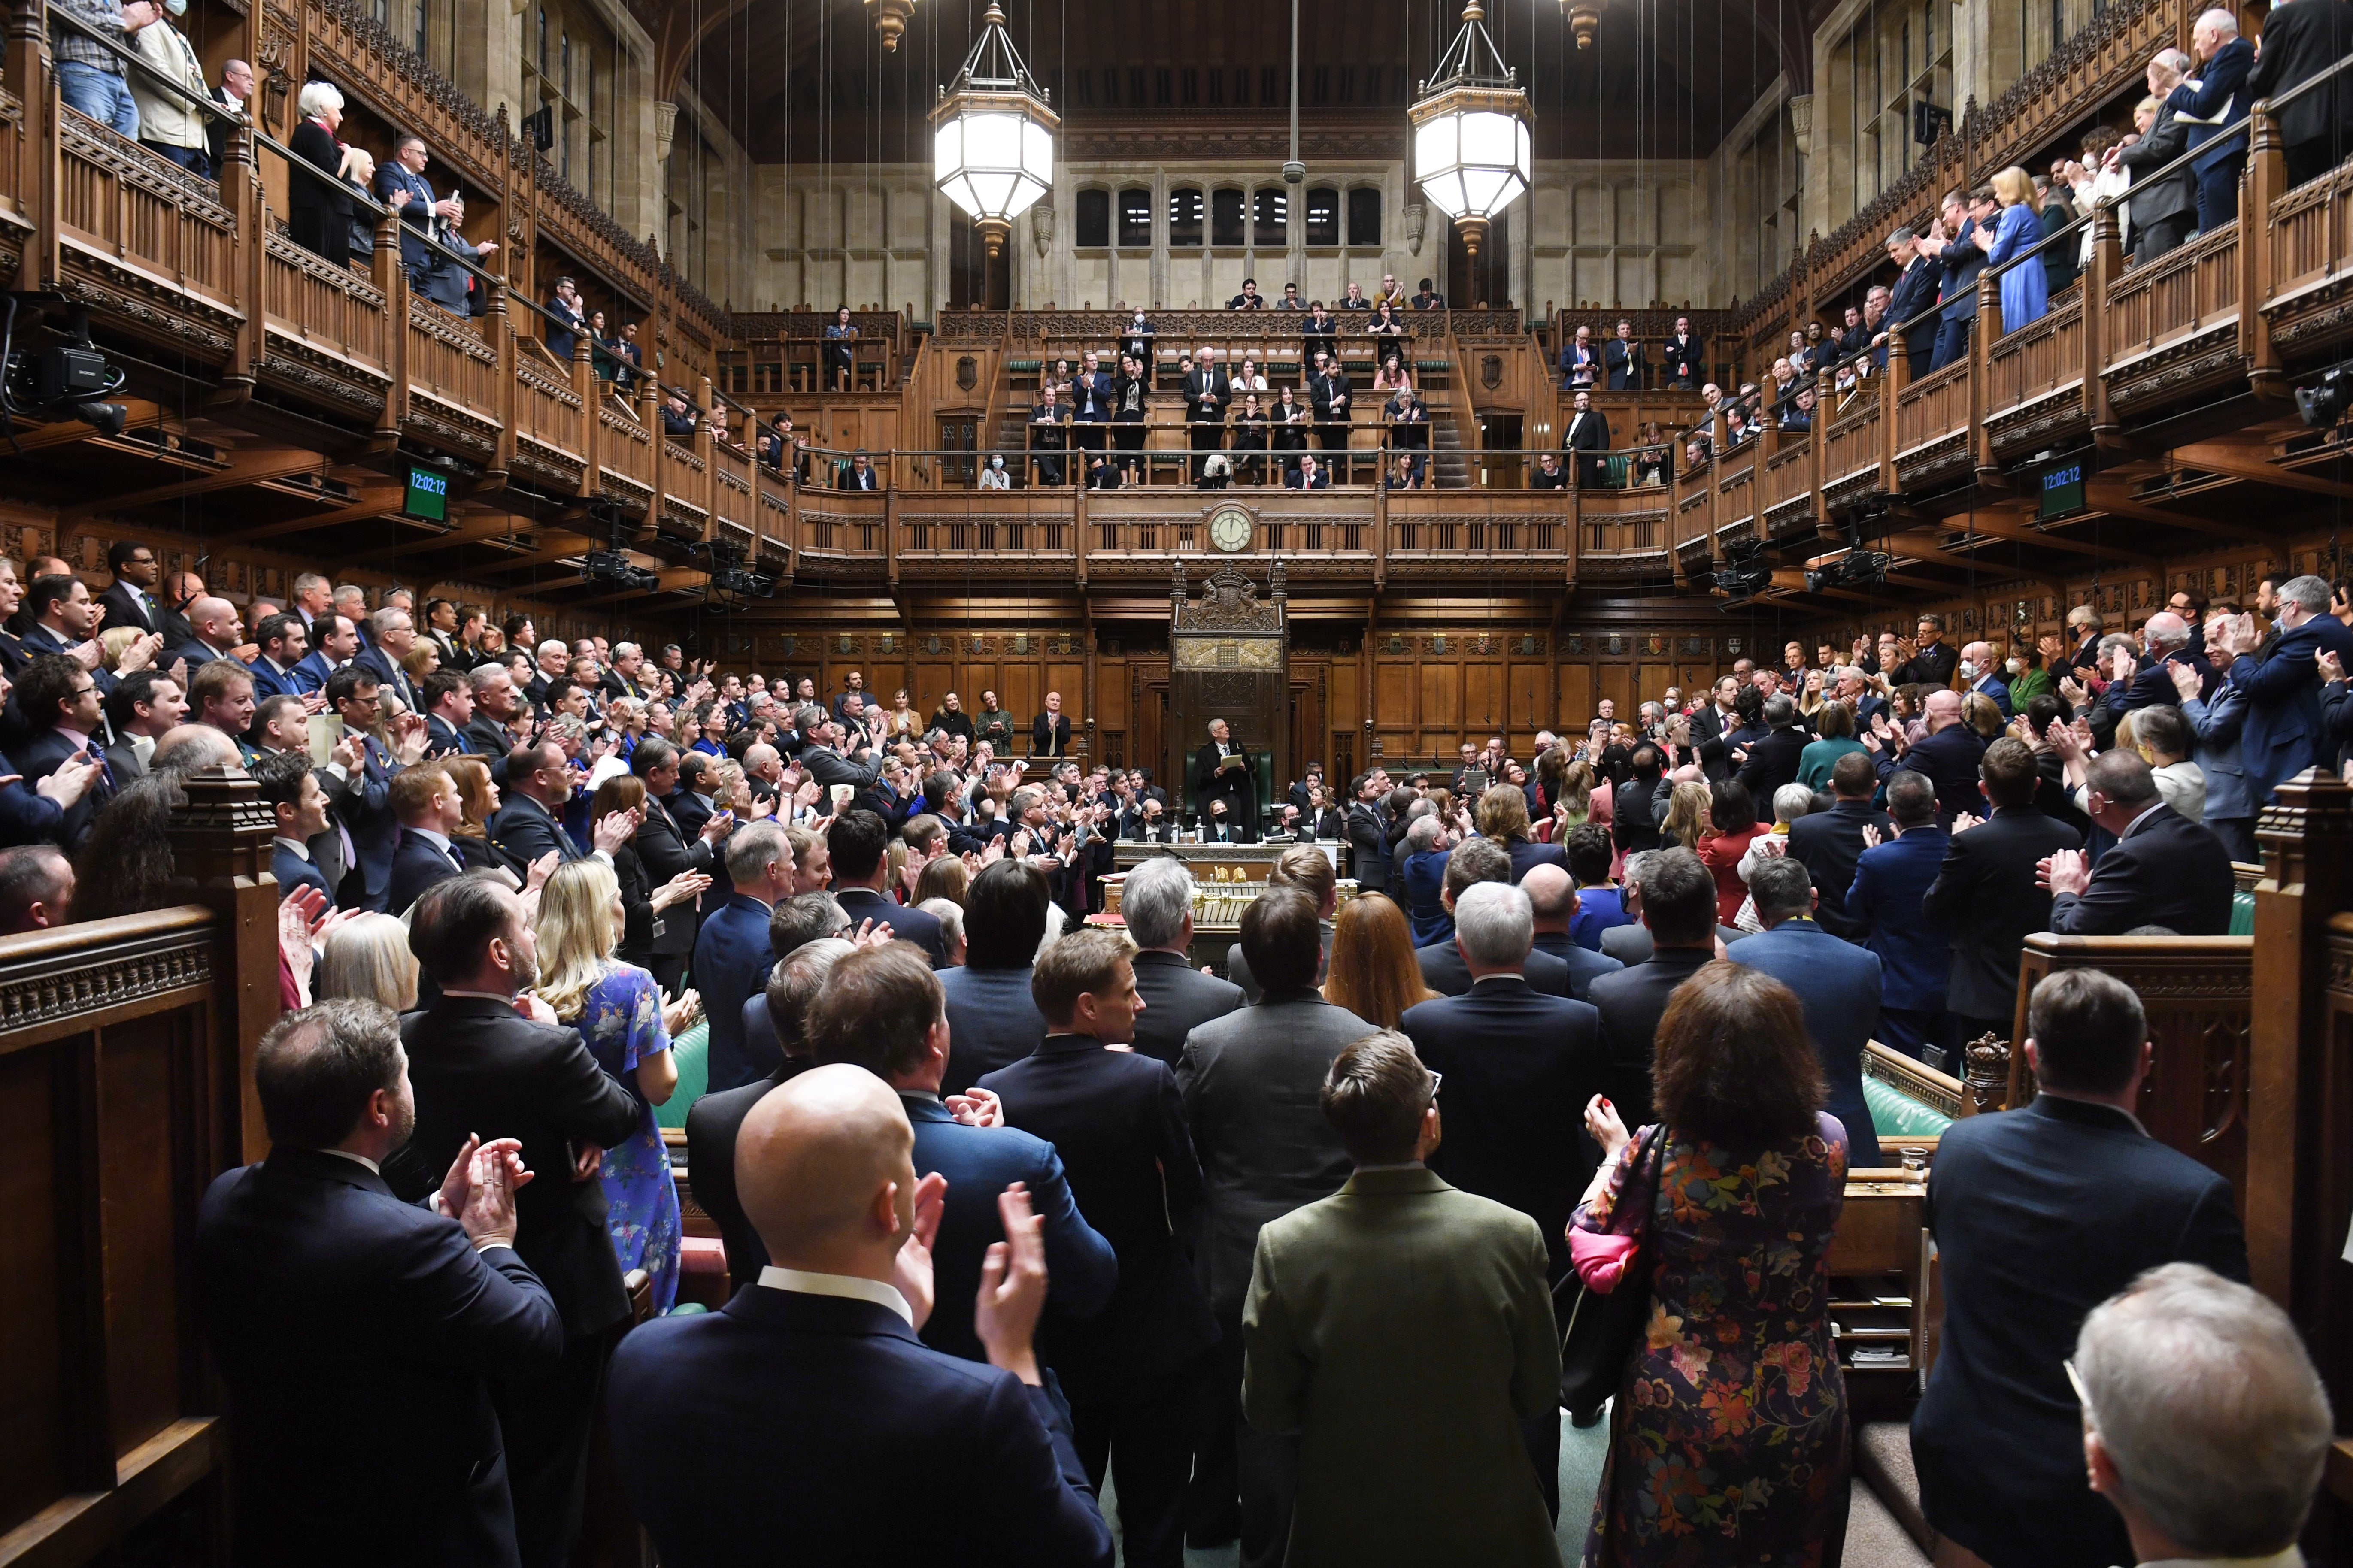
[655,1020,710,1131]
[2230,887,2254,935]
[1862,1074,1953,1140]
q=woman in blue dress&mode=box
[1983,165,2050,336]
[534,859,701,1311]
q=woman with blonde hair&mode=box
[1983,164,2050,332]
[399,637,441,688]
[913,853,970,908]
[314,911,419,1011]
[534,859,700,1311]
[1474,781,1567,880]
[1659,779,1713,851]
[1321,891,1440,1029]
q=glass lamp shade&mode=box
[1414,104,1531,221]
[934,106,1055,222]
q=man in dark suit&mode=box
[1562,388,1610,488]
[1911,969,2248,1568]
[198,999,564,1568]
[1602,319,1646,390]
[290,612,358,696]
[1733,694,1811,799]
[244,612,312,703]
[1881,228,1942,379]
[807,943,1117,1366]
[1119,856,1243,1064]
[255,749,333,904]
[1191,716,1255,832]
[1585,848,1718,1128]
[383,878,645,1568]
[207,57,253,173]
[1414,838,1577,999]
[2043,750,2235,935]
[1185,347,1233,480]
[1922,738,2083,1046]
[1728,857,1885,1168]
[1225,845,1339,1003]
[828,808,946,964]
[611,1062,1114,1565]
[1931,186,1995,372]
[486,741,584,871]
[2168,11,2256,231]
[12,654,113,850]
[1178,887,1373,1557]
[976,930,1216,1568]
[1845,771,1953,1064]
[1786,751,1893,940]
[693,820,799,1093]
[355,608,423,717]
[1660,315,1700,387]
[385,765,468,917]
[97,539,164,638]
[623,737,722,990]
[1032,689,1073,757]
[2118,50,2198,260]
[2215,573,2353,804]
[1871,687,1986,824]
[1307,350,1352,467]
[939,859,1054,1093]
[373,133,454,289]
[1523,863,1625,1001]
[2247,0,2353,187]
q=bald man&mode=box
[1958,639,2013,719]
[172,595,246,670]
[2105,610,2211,714]
[1867,687,1988,823]
[1522,862,1623,1001]
[606,1066,1115,1567]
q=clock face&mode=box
[1209,506,1253,553]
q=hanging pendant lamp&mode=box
[868,0,916,51]
[931,0,1058,263]
[1410,0,1534,267]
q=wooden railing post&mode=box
[2086,199,2125,448]
[573,328,597,500]
[376,203,408,443]
[221,101,263,400]
[1880,329,1901,497]
[13,0,59,288]
[2244,99,2287,400]
[1970,266,1996,484]
[166,767,283,1166]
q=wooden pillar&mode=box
[376,201,409,442]
[2086,199,2124,450]
[167,767,282,1167]
[1969,265,1996,484]
[2244,98,2286,401]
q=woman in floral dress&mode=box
[534,859,701,1311]
[1569,960,1849,1567]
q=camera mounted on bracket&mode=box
[2,293,130,452]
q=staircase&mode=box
[1427,400,1474,488]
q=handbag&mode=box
[1555,1125,1668,1422]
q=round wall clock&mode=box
[1208,505,1254,553]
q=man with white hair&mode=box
[2166,9,2255,233]
[1956,639,2013,718]
[1184,344,1231,481]
[1399,878,1603,1516]
[2210,573,2353,803]
[2104,610,2208,714]
[2073,1262,2332,1566]
[2120,50,2199,263]
[1121,855,1243,1066]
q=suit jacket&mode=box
[1244,1167,1561,1568]
[1888,254,1943,366]
[98,578,161,637]
[1344,801,1391,893]
[1184,367,1232,424]
[288,648,339,695]
[2168,36,2256,173]
[243,655,304,703]
[385,826,464,917]
[17,726,109,848]
[1603,338,1646,391]
[270,840,331,904]
[1728,920,1885,1167]
[355,643,419,713]
[682,1064,803,1299]
[1498,835,1568,884]
[1939,223,1991,321]
[693,893,779,1093]
[977,1037,1217,1401]
[2229,611,2353,800]
[1032,711,1072,756]
[1177,990,1372,1316]
[420,712,473,757]
[197,1149,564,1568]
[1912,1095,2248,1568]
[384,996,644,1338]
[1734,725,1811,799]
[2118,101,2197,224]
[1415,937,1574,1000]
[2183,681,2257,823]
[372,160,441,275]
[611,1286,1111,1568]
[1402,976,1605,1276]
[1920,805,2084,1019]
[1848,826,1953,1012]
[836,884,946,967]
[901,1092,1118,1365]
[1878,723,1987,824]
[2050,801,2235,936]
[939,962,1049,1094]
[485,791,581,876]
[1786,796,1894,939]
[1127,947,1243,1065]
[2247,0,2353,150]
[1584,947,1713,1129]
[1225,924,1334,1004]
[1192,739,1255,823]
[1530,928,1625,1001]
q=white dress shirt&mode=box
[756,1265,913,1326]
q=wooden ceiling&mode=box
[658,0,1797,165]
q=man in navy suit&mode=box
[385,765,469,917]
[807,943,1117,1366]
[1522,864,1624,1001]
[355,607,423,716]
[2167,8,2256,232]
[1922,738,2083,1047]
[2215,574,2353,804]
[977,929,1215,1568]
[1787,751,1893,940]
[693,819,800,1094]
[1415,838,1576,999]
[2042,750,2235,935]
[197,1000,564,1568]
[1119,856,1244,1066]
[2101,611,2209,715]
[939,858,1052,1093]
[417,670,479,757]
[1727,857,1884,1168]
[97,539,164,637]
[1931,186,1995,372]
[609,1063,1116,1567]
[828,808,946,964]
[1870,687,1986,823]
[290,612,358,695]
[1884,226,1942,379]
[486,741,585,874]
[1584,849,1717,1129]
[1911,969,2247,1568]
[245,612,312,702]
[1955,638,2014,718]
[12,654,114,850]
[319,667,428,911]
[170,593,247,672]
[373,133,456,287]
[255,750,332,904]
[1846,771,1951,1063]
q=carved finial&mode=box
[1963,1032,2013,1115]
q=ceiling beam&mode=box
[2174,442,2353,500]
[1939,508,2162,572]
[3,401,166,453]
[58,447,324,522]
[2081,483,2270,543]
[215,488,409,543]
[343,511,528,567]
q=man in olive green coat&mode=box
[1243,1031,1564,1568]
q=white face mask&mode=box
[989,456,1003,469]
[1959,659,1980,681]
[2006,658,2023,677]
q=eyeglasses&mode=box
[2062,1356,2098,1432]
[1427,1070,1443,1099]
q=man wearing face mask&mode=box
[1957,641,2012,718]
[127,0,215,178]
[977,453,1011,490]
